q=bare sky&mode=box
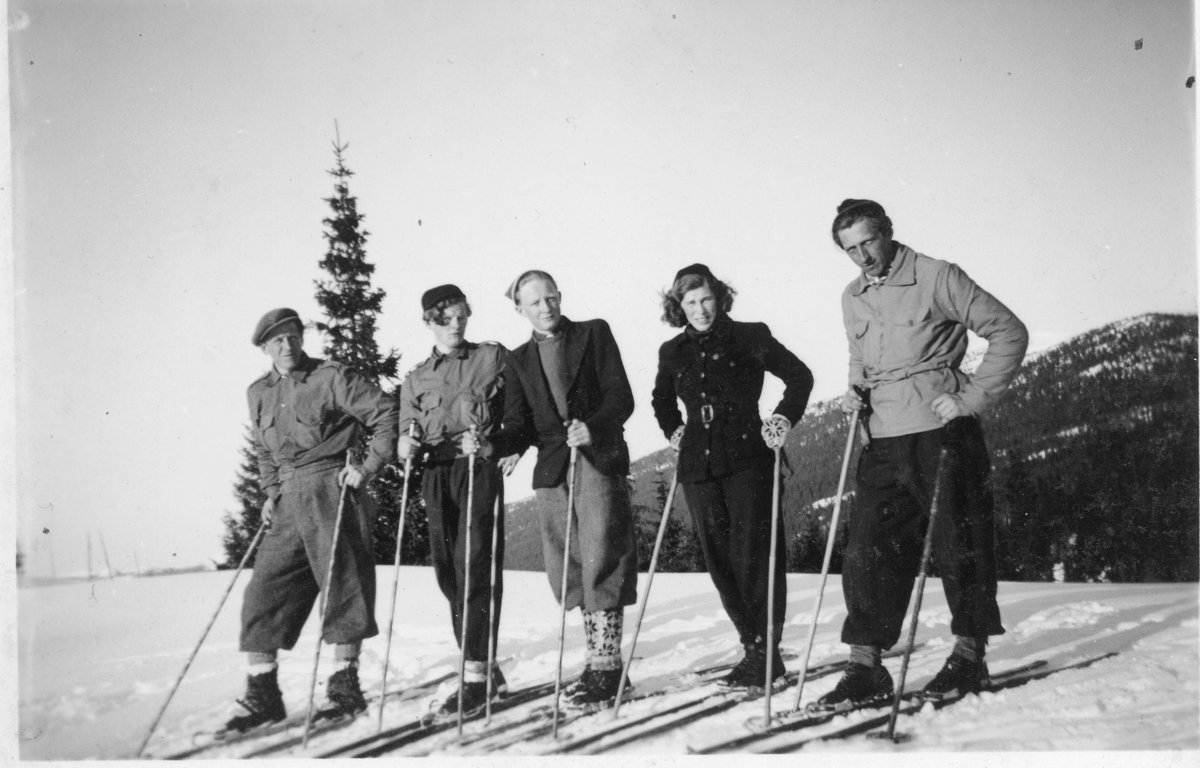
[12,0,1196,575]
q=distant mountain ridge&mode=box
[503,313,1198,582]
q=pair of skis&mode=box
[693,653,1117,754]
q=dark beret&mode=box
[836,198,886,217]
[673,263,715,284]
[252,308,303,346]
[421,284,466,311]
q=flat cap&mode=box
[421,284,467,311]
[252,308,303,346]
[674,263,715,283]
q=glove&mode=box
[669,425,685,453]
[761,414,791,450]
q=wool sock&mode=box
[849,645,882,669]
[462,659,488,684]
[583,609,624,671]
[951,635,986,663]
[247,651,278,676]
[333,642,361,671]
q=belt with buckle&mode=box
[700,404,715,424]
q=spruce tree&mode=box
[311,127,428,565]
[221,426,268,568]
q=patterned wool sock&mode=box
[583,609,624,671]
[247,651,278,676]
[462,659,488,684]
[849,645,882,669]
[951,636,986,663]
[333,642,361,671]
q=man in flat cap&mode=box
[398,285,515,718]
[815,200,1028,711]
[491,270,639,709]
[230,308,398,732]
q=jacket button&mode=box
[704,423,710,429]
[713,354,719,360]
[704,449,710,455]
[701,372,705,378]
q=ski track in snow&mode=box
[16,568,1198,759]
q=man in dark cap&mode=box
[230,308,398,732]
[491,270,640,709]
[397,285,514,718]
[815,200,1028,711]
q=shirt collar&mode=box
[431,341,476,365]
[850,243,917,295]
[532,315,572,343]
[681,313,733,346]
[267,353,316,384]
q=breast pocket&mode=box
[458,395,492,432]
[885,308,936,365]
[293,404,328,446]
[257,413,281,453]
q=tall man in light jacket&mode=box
[816,199,1028,711]
[493,270,640,709]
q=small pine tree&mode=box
[221,426,269,568]
[312,127,399,384]
[311,126,427,565]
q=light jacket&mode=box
[842,244,1028,438]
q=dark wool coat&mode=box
[495,317,634,488]
[651,315,814,483]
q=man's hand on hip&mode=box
[931,393,972,424]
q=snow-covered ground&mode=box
[17,567,1198,759]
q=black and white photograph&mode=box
[10,1,1197,761]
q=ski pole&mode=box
[791,409,860,713]
[136,519,270,757]
[377,423,417,733]
[302,454,354,747]
[612,468,679,719]
[755,445,785,729]
[457,426,478,737]
[485,484,502,724]
[884,445,951,741]
[551,444,579,739]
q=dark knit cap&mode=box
[836,198,886,217]
[252,308,303,346]
[421,284,466,311]
[673,263,715,284]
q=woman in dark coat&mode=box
[651,263,814,690]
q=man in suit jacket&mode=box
[493,269,639,709]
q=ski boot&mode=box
[719,643,788,692]
[919,654,990,701]
[435,681,492,721]
[322,664,368,718]
[808,663,893,714]
[224,668,287,733]
[563,667,632,711]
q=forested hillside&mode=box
[504,314,1198,582]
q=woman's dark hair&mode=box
[423,298,472,326]
[659,273,736,328]
[831,199,893,247]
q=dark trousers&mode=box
[241,465,379,653]
[423,457,505,662]
[841,418,1004,649]
[683,462,786,647]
